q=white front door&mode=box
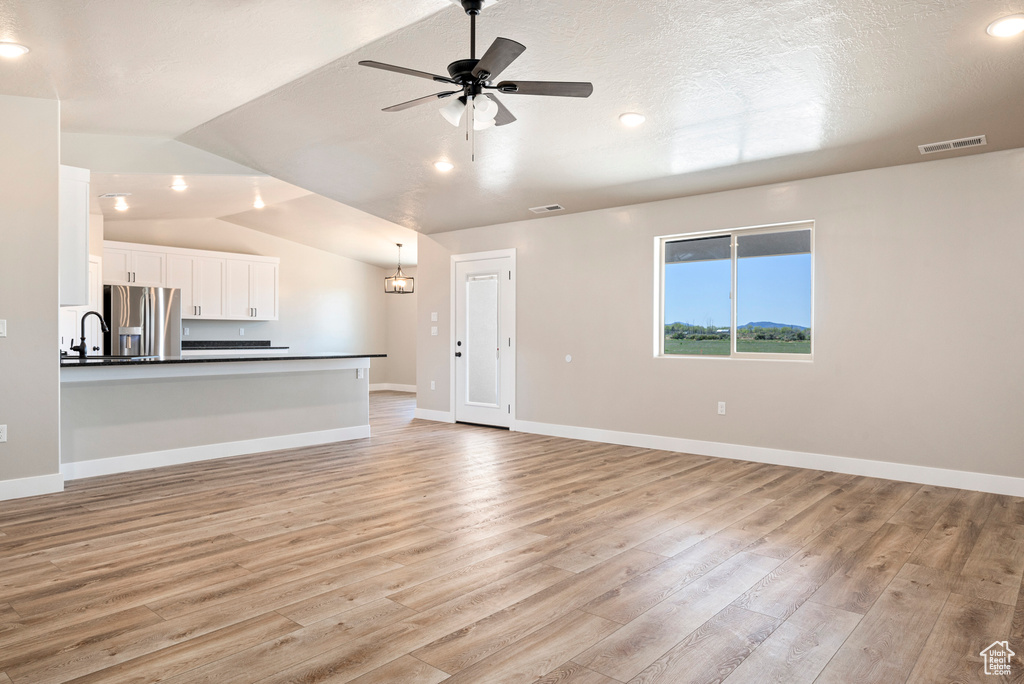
[454,255,514,427]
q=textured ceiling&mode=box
[177,0,1024,233]
[3,0,1023,238]
[0,0,450,135]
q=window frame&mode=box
[655,220,815,361]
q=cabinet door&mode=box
[59,307,80,353]
[84,258,104,354]
[103,248,131,285]
[131,250,166,287]
[59,165,91,306]
[250,262,278,320]
[166,254,196,317]
[224,259,252,319]
[195,258,225,318]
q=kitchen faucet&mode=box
[70,311,110,359]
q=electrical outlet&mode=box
[430,381,436,390]
[0,319,6,337]
[356,368,364,379]
[431,326,438,336]
[183,327,189,336]
[718,402,726,415]
[239,328,245,336]
[0,424,7,442]
[431,312,438,322]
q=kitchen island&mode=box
[59,354,384,480]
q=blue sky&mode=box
[665,254,811,328]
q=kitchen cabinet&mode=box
[103,246,166,286]
[59,256,104,354]
[103,241,278,321]
[167,254,225,319]
[225,259,278,321]
[59,165,91,306]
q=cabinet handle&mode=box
[199,305,202,316]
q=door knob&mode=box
[455,351,462,357]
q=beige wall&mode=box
[61,370,368,463]
[104,218,396,380]
[0,95,61,487]
[381,266,417,387]
[418,148,1024,479]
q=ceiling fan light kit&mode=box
[360,0,593,148]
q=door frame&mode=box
[450,248,517,428]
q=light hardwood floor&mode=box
[1,391,1022,683]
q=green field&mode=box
[664,338,811,355]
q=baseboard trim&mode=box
[514,420,1024,497]
[60,425,371,481]
[370,384,417,393]
[414,408,455,423]
[0,472,65,502]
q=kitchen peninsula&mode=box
[59,353,384,480]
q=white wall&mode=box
[104,218,404,382]
[417,148,1024,484]
[0,95,62,498]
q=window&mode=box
[658,222,813,359]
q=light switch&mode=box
[0,319,6,337]
[431,326,438,336]
[431,312,438,322]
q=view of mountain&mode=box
[740,321,809,330]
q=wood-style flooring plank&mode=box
[574,551,781,681]
[904,591,1013,684]
[722,600,861,684]
[345,655,448,684]
[813,563,952,684]
[628,605,781,684]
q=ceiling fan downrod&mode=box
[462,0,482,58]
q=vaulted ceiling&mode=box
[3,0,1022,242]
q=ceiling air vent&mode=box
[98,192,132,198]
[529,204,565,214]
[918,135,987,155]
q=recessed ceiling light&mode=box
[253,196,265,209]
[0,42,29,59]
[434,161,455,172]
[114,197,129,212]
[987,14,1024,37]
[170,177,188,191]
[619,112,646,127]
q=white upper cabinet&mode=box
[250,261,278,321]
[104,241,277,321]
[59,165,91,306]
[103,245,166,286]
[195,257,226,319]
[225,259,278,321]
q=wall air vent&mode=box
[918,135,987,155]
[98,192,132,198]
[529,204,565,214]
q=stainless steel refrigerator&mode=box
[104,285,182,358]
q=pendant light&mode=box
[384,243,414,294]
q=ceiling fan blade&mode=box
[383,91,460,112]
[472,37,526,80]
[484,94,516,126]
[359,60,457,85]
[496,80,594,98]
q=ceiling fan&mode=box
[359,0,593,135]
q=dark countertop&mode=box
[182,340,289,350]
[61,353,385,367]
